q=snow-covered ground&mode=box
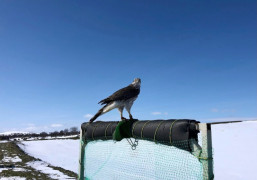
[212,121,257,180]
[1,134,79,142]
[0,131,29,135]
[2,155,22,163]
[0,177,26,180]
[18,139,80,173]
[17,121,257,179]
[26,160,74,179]
[23,135,78,141]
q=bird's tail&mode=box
[89,105,106,123]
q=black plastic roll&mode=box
[82,119,199,143]
[131,119,199,143]
[81,121,119,140]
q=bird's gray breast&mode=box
[128,96,138,103]
[124,96,138,107]
[116,96,138,107]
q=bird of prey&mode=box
[89,78,141,123]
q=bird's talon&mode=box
[121,117,127,121]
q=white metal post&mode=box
[78,128,86,180]
[199,123,214,180]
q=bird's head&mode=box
[132,78,141,88]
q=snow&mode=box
[2,155,22,163]
[18,139,80,173]
[0,131,29,135]
[26,161,75,180]
[12,168,29,172]
[1,135,79,142]
[0,167,29,173]
[0,168,10,173]
[41,135,78,140]
[212,120,257,180]
[0,177,26,180]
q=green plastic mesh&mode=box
[83,138,203,180]
[197,132,214,180]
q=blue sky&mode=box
[0,0,256,133]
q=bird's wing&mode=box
[98,85,140,105]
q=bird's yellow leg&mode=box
[119,107,127,121]
[121,113,127,120]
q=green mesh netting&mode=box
[83,139,203,180]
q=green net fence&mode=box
[84,139,203,180]
[79,120,213,180]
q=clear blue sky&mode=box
[0,0,256,133]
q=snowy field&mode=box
[18,121,257,179]
[18,140,80,173]
[212,121,257,180]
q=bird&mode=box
[89,78,141,123]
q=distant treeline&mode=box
[0,127,79,140]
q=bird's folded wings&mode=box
[98,85,140,105]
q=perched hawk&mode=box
[90,78,141,123]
